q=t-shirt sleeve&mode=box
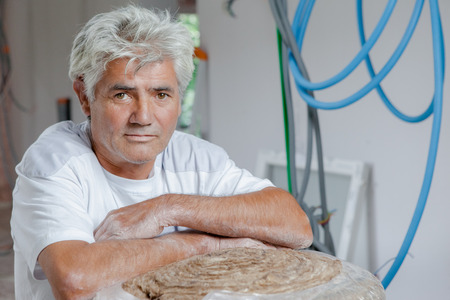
[11,168,95,279]
[163,131,274,196]
[209,158,275,196]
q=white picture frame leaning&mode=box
[254,150,371,268]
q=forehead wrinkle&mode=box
[101,59,178,96]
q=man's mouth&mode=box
[124,134,157,142]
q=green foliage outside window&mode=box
[178,14,200,130]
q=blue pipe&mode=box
[381,0,444,288]
[288,0,445,289]
[290,0,397,91]
[291,0,431,111]
[357,0,434,123]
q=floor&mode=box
[0,201,14,300]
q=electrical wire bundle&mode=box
[269,0,336,256]
[269,0,444,290]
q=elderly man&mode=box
[11,5,312,299]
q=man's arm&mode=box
[38,231,271,300]
[95,187,313,249]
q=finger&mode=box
[94,220,117,241]
[94,226,109,241]
[94,210,117,240]
[93,221,105,239]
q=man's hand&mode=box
[94,199,166,241]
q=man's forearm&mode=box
[164,187,313,249]
[38,231,218,300]
[94,187,313,249]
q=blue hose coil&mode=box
[288,0,445,289]
[381,0,444,288]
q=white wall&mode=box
[5,0,182,155]
[198,1,450,299]
[6,0,450,299]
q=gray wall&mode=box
[6,0,450,299]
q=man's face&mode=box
[85,58,181,178]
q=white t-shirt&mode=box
[11,121,273,299]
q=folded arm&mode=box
[38,230,272,299]
[95,187,313,249]
[40,186,312,299]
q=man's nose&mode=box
[129,99,154,126]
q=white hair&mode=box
[69,5,194,101]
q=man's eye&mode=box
[113,93,131,102]
[157,93,168,100]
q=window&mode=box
[178,13,200,131]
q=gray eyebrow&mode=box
[110,84,136,91]
[108,84,176,94]
[152,86,175,93]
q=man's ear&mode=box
[73,78,91,117]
